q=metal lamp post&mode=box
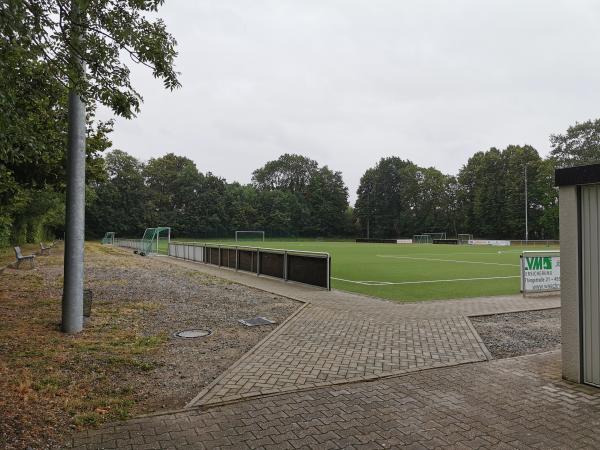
[62,1,87,334]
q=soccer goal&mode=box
[424,232,446,240]
[458,234,473,245]
[413,234,433,244]
[140,227,171,255]
[101,231,115,245]
[235,230,265,242]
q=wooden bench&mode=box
[40,242,52,256]
[14,246,35,269]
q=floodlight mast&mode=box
[524,165,529,242]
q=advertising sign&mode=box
[469,239,511,246]
[520,251,561,294]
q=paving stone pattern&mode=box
[177,261,559,407]
[67,258,567,449]
[192,307,488,406]
[69,351,600,449]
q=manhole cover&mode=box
[174,329,212,338]
[238,317,276,327]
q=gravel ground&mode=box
[86,245,300,412]
[1,244,300,449]
[470,308,561,359]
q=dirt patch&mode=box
[0,243,299,449]
[470,308,561,359]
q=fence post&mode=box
[236,247,239,271]
[520,254,526,297]
[328,255,331,290]
[257,248,260,276]
[284,251,288,281]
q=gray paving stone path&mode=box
[69,351,600,449]
[68,258,569,449]
[169,260,559,407]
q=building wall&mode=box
[560,185,581,383]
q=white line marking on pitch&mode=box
[376,255,520,267]
[407,251,522,256]
[331,275,520,286]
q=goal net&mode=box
[458,234,473,245]
[235,230,265,242]
[423,232,446,240]
[413,234,433,244]
[140,227,171,255]
[101,231,115,245]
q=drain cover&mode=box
[174,329,212,338]
[238,317,276,327]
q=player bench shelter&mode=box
[556,163,600,387]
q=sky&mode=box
[99,0,600,204]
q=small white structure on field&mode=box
[556,163,600,387]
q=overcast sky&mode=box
[99,0,600,204]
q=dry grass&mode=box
[0,242,298,449]
[0,244,167,449]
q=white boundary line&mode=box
[409,250,526,256]
[376,255,520,267]
[332,275,520,286]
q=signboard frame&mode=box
[520,250,561,295]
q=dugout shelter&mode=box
[556,163,600,387]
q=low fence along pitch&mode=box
[168,242,331,289]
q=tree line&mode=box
[3,1,600,247]
[1,0,177,248]
[3,46,600,244]
[83,122,600,241]
[354,145,559,240]
[86,152,353,239]
[3,116,600,245]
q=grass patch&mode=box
[164,239,559,301]
[0,243,168,448]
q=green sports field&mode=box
[162,239,559,302]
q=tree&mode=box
[0,34,109,245]
[355,157,443,238]
[457,149,506,238]
[1,0,180,118]
[550,119,600,168]
[2,0,180,333]
[143,153,200,226]
[86,150,147,238]
[183,172,228,238]
[456,145,556,239]
[532,159,559,239]
[499,145,541,239]
[224,183,260,234]
[252,154,318,192]
[409,167,456,235]
[252,154,349,236]
[254,190,299,236]
[305,167,349,236]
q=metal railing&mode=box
[168,242,331,289]
[114,238,145,252]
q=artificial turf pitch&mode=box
[161,240,559,302]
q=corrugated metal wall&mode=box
[581,184,600,387]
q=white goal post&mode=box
[423,232,446,240]
[413,234,433,244]
[458,234,473,244]
[235,230,265,242]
